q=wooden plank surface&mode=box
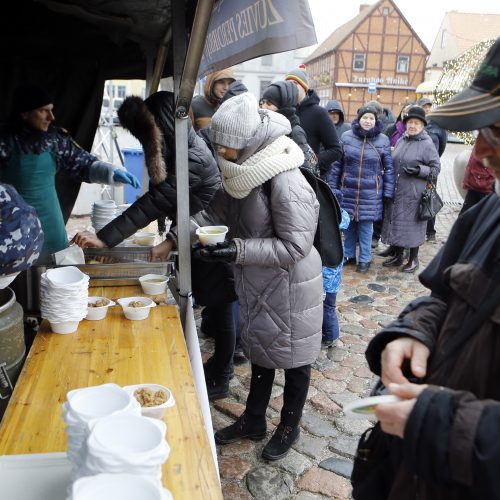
[0,285,222,499]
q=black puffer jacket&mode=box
[297,89,342,175]
[98,92,220,247]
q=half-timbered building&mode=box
[304,0,429,121]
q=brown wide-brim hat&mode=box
[429,37,500,131]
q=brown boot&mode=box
[401,258,419,273]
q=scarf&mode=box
[218,135,304,199]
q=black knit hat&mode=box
[261,81,298,109]
[429,37,500,131]
[403,106,427,126]
[12,84,53,114]
[357,105,378,120]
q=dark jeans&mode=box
[426,216,436,236]
[322,292,339,343]
[246,363,311,427]
[372,220,382,241]
[202,303,235,380]
[460,190,490,215]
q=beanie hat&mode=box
[262,81,298,109]
[210,93,262,149]
[284,65,309,92]
[12,84,53,114]
[403,105,427,126]
[0,183,44,277]
[364,100,384,116]
[357,105,379,120]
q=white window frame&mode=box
[353,53,366,71]
[396,55,410,73]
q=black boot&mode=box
[378,245,395,257]
[356,262,370,273]
[261,423,300,460]
[205,376,229,401]
[382,254,403,267]
[401,247,419,273]
[215,412,267,445]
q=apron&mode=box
[2,141,68,257]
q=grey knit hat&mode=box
[210,93,262,149]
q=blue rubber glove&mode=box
[113,169,140,188]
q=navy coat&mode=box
[327,120,395,222]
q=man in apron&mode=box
[0,84,140,260]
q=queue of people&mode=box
[4,38,497,473]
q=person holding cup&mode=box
[151,92,323,461]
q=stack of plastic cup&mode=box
[69,473,173,500]
[62,383,141,480]
[83,413,170,482]
[40,266,90,334]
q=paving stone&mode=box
[327,346,348,362]
[335,416,372,437]
[310,392,342,416]
[301,412,339,438]
[219,439,256,457]
[269,394,283,412]
[388,287,400,294]
[212,400,246,420]
[329,435,359,459]
[312,377,347,395]
[367,283,386,292]
[323,365,352,381]
[349,294,374,304]
[355,365,373,378]
[277,448,312,476]
[311,356,334,371]
[329,392,360,408]
[347,343,368,354]
[360,319,379,330]
[246,465,294,500]
[274,370,286,386]
[222,482,253,499]
[296,467,352,498]
[340,354,365,368]
[293,433,328,459]
[319,457,354,479]
[290,493,326,500]
[375,275,390,281]
[347,376,370,393]
[339,334,365,345]
[219,456,252,480]
[310,368,324,380]
[340,324,370,336]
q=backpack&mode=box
[263,167,344,267]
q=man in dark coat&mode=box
[285,67,341,176]
[354,38,500,500]
[324,99,350,138]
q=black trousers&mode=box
[202,304,235,380]
[426,217,436,236]
[245,363,311,427]
[460,190,490,215]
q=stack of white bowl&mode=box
[69,473,173,500]
[40,266,90,334]
[83,413,170,481]
[116,203,131,217]
[62,383,141,480]
[91,200,117,232]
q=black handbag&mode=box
[418,176,443,221]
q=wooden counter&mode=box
[0,285,222,499]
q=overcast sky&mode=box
[307,0,500,51]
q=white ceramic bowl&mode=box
[86,297,115,321]
[50,320,80,334]
[134,232,156,246]
[124,384,175,419]
[195,225,228,246]
[117,297,156,320]
[138,274,169,295]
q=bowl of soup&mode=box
[138,274,169,295]
[195,225,228,246]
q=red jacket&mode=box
[463,145,494,193]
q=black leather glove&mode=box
[402,164,420,176]
[192,240,237,263]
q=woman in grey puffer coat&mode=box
[381,106,440,273]
[152,93,323,461]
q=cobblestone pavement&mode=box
[66,144,467,500]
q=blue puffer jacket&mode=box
[327,120,395,221]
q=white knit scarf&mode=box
[218,136,304,199]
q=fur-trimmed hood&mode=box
[117,93,174,185]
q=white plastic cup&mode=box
[195,225,228,246]
[138,275,169,295]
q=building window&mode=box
[353,53,366,71]
[259,80,272,98]
[261,55,273,66]
[397,55,410,73]
[382,7,389,15]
